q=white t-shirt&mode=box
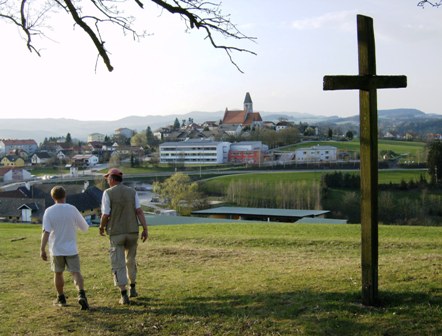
[42,203,89,256]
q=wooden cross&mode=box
[323,15,407,306]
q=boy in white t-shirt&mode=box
[40,186,90,310]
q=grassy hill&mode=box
[1,223,440,336]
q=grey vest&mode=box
[106,184,139,236]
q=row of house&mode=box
[0,182,103,224]
[153,92,307,141]
[1,93,337,172]
[159,139,338,165]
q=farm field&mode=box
[201,169,429,194]
[0,223,440,336]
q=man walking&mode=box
[99,168,148,305]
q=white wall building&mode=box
[71,154,99,167]
[159,139,230,164]
[294,145,337,163]
[115,128,134,139]
[0,167,32,183]
[88,133,106,143]
[0,139,38,155]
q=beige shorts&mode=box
[51,255,81,273]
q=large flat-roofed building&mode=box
[159,139,231,164]
[87,133,105,143]
[0,139,38,155]
[228,141,268,165]
[295,145,337,163]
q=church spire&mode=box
[244,92,253,113]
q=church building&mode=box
[221,92,263,128]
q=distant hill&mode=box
[0,108,441,143]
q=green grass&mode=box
[0,223,440,335]
[202,170,429,194]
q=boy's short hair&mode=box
[51,186,66,201]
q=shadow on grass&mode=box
[74,290,440,335]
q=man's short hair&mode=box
[51,186,66,200]
[110,174,123,182]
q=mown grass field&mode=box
[0,223,440,335]
[201,169,429,195]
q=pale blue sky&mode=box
[1,0,441,121]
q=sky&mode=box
[1,0,441,121]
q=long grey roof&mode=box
[192,206,329,218]
[296,217,347,224]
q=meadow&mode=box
[201,169,429,196]
[0,223,440,335]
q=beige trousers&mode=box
[109,233,138,286]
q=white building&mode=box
[115,128,134,139]
[71,154,99,167]
[0,139,38,155]
[294,145,337,163]
[0,167,32,183]
[159,139,230,164]
[31,152,52,165]
[88,133,105,142]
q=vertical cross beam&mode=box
[323,15,407,306]
[358,15,379,306]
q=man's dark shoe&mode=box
[129,286,138,298]
[53,294,67,307]
[78,296,89,310]
[119,293,130,305]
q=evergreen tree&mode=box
[173,118,181,130]
[427,140,442,184]
[66,132,72,144]
[328,128,333,139]
[146,126,156,146]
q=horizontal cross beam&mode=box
[323,75,407,91]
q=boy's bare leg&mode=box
[71,272,84,291]
[72,272,89,310]
[54,272,64,295]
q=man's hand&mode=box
[141,229,148,242]
[40,250,47,261]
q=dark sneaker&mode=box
[53,294,67,307]
[119,294,130,305]
[129,286,138,298]
[78,296,89,310]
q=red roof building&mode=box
[221,92,263,127]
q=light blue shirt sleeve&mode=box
[135,192,141,209]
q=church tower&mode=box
[244,92,253,113]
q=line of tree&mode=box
[225,180,321,210]
[427,140,442,184]
[321,171,360,189]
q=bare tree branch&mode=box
[1,0,256,72]
[63,0,114,71]
[418,0,442,7]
